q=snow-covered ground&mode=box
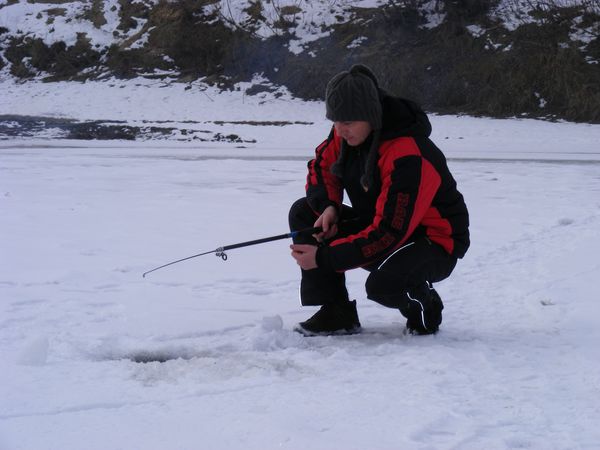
[1,79,600,449]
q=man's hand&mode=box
[313,206,338,242]
[290,244,318,270]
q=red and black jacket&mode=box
[306,94,470,272]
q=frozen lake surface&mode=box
[1,78,600,449]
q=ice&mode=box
[260,315,284,332]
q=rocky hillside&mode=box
[1,0,599,122]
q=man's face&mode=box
[333,121,372,146]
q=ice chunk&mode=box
[261,315,284,332]
[17,336,49,366]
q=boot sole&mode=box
[293,323,362,337]
[404,326,439,336]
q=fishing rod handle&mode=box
[222,225,323,252]
[290,225,323,238]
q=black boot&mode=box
[401,283,444,335]
[294,300,361,336]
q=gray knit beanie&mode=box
[327,64,383,191]
[325,64,382,130]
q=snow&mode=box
[0,0,122,48]
[570,15,600,46]
[2,0,598,61]
[0,0,389,55]
[419,0,446,29]
[347,36,368,49]
[0,0,456,57]
[466,24,485,38]
[207,0,388,55]
[2,78,600,449]
[492,0,600,32]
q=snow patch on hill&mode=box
[0,0,124,48]
[1,0,477,56]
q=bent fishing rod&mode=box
[142,224,323,278]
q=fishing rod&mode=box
[142,224,323,278]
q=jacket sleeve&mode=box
[318,139,441,272]
[305,129,343,214]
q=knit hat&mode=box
[326,65,383,191]
[325,64,382,130]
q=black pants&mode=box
[288,197,457,309]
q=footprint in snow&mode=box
[557,218,574,226]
